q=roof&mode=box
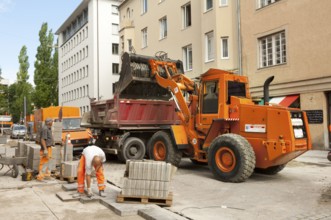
[55,0,89,35]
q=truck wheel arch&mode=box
[147,130,182,167]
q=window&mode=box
[112,23,119,35]
[205,31,215,62]
[112,43,119,55]
[159,17,167,39]
[182,3,191,28]
[206,0,213,11]
[141,0,147,14]
[112,83,116,94]
[259,31,286,68]
[113,63,119,74]
[258,0,280,8]
[183,45,193,71]
[112,5,118,14]
[221,37,229,59]
[202,81,219,114]
[220,0,228,6]
[141,28,148,48]
[127,39,132,52]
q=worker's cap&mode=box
[45,118,53,123]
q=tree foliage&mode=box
[9,46,34,123]
[33,22,58,108]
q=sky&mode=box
[0,0,82,85]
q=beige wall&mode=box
[241,0,331,149]
[119,0,238,78]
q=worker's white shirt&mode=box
[82,145,106,175]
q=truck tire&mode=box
[255,164,286,175]
[328,151,331,161]
[118,137,146,163]
[208,133,255,183]
[147,131,182,167]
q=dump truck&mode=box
[82,52,312,182]
[34,106,91,150]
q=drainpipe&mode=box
[97,0,100,100]
[236,0,242,75]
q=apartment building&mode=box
[56,0,120,115]
[241,0,331,149]
[118,0,239,79]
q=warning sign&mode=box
[245,124,266,133]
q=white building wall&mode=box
[57,0,120,115]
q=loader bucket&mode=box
[115,53,184,100]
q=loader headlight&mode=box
[294,128,304,138]
[290,111,307,139]
[291,118,303,126]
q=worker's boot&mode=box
[99,190,106,197]
[36,173,44,181]
[44,170,52,180]
[86,188,93,198]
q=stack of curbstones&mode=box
[121,160,177,199]
[52,122,62,144]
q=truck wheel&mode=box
[118,137,146,163]
[255,164,287,175]
[11,165,19,178]
[208,133,255,183]
[328,151,331,161]
[147,131,182,167]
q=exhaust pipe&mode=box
[263,76,274,105]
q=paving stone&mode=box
[138,207,187,220]
[80,196,100,204]
[62,183,77,191]
[100,197,156,216]
[56,191,80,202]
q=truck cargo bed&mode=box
[89,98,179,129]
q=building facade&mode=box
[56,0,120,115]
[118,0,239,79]
[241,0,331,149]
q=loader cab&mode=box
[196,69,250,134]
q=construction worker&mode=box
[37,117,54,181]
[75,144,106,197]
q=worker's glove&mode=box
[43,148,48,156]
[87,188,93,198]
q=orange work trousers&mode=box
[77,155,105,193]
[39,147,52,174]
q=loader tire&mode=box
[147,131,182,167]
[118,137,146,163]
[255,164,286,175]
[208,133,256,183]
[327,151,331,162]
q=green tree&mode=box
[0,67,9,114]
[9,46,34,123]
[33,22,57,108]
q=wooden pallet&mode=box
[116,192,173,207]
[54,172,77,183]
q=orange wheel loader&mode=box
[82,53,312,182]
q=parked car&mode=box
[10,125,27,139]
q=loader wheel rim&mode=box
[215,147,236,172]
[153,141,166,160]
